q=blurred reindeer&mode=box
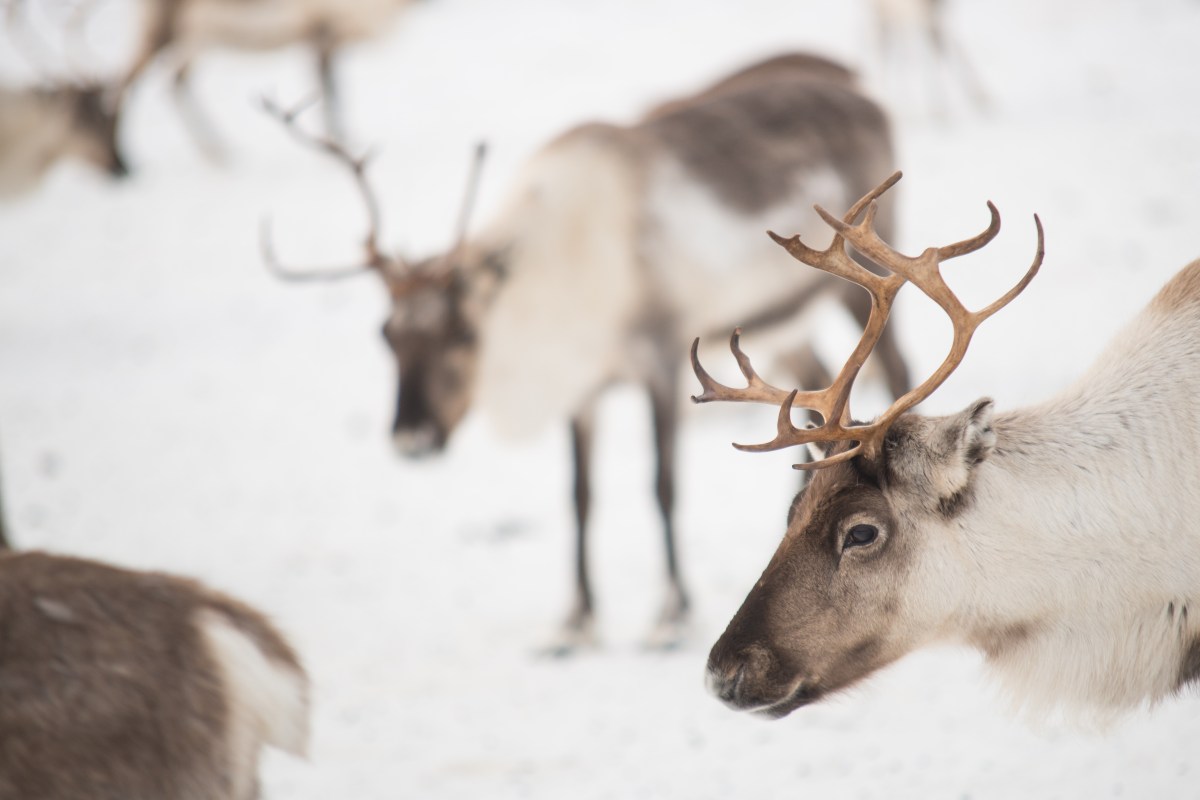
[871,0,989,115]
[0,1,126,196]
[0,549,309,798]
[112,0,417,152]
[263,53,911,652]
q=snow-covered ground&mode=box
[3,0,1200,797]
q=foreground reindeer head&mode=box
[692,173,1043,717]
[261,99,492,456]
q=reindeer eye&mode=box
[844,524,879,549]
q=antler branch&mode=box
[259,95,396,281]
[691,172,1043,470]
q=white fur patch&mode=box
[474,134,644,438]
[642,157,850,336]
[198,608,310,795]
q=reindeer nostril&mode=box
[722,665,745,702]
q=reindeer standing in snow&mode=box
[116,0,416,148]
[0,550,309,798]
[695,173,1200,719]
[265,53,912,651]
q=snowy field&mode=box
[3,0,1200,797]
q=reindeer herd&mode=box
[1,0,1198,796]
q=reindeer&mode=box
[112,0,416,150]
[693,173,1200,720]
[0,4,126,195]
[263,53,912,651]
[0,549,309,798]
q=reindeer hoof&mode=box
[537,615,598,658]
[642,615,689,652]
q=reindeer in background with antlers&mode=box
[697,173,1200,719]
[261,54,914,652]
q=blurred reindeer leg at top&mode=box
[313,22,343,142]
[169,59,229,161]
[872,0,989,116]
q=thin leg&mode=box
[171,61,227,162]
[313,28,342,141]
[542,408,598,656]
[645,367,690,649]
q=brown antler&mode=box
[691,171,1044,470]
[259,95,400,282]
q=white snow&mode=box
[3,0,1200,797]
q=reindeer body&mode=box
[697,175,1200,720]
[472,70,899,435]
[0,551,308,799]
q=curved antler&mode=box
[259,95,403,282]
[691,171,1044,470]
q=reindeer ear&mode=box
[927,398,996,502]
[884,398,995,506]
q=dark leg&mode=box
[645,367,689,648]
[542,408,597,656]
[313,28,342,141]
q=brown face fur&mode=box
[382,253,505,457]
[706,403,996,718]
[707,455,915,716]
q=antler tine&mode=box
[258,218,377,282]
[450,142,487,253]
[259,95,400,280]
[937,201,1001,260]
[690,328,794,406]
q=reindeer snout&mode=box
[391,425,444,459]
[706,643,782,711]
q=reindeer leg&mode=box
[171,61,228,162]
[541,407,598,656]
[644,365,690,650]
[313,25,343,142]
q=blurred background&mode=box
[2,0,1199,796]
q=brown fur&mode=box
[0,551,304,800]
[639,69,893,215]
[708,455,914,710]
[1150,258,1200,314]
